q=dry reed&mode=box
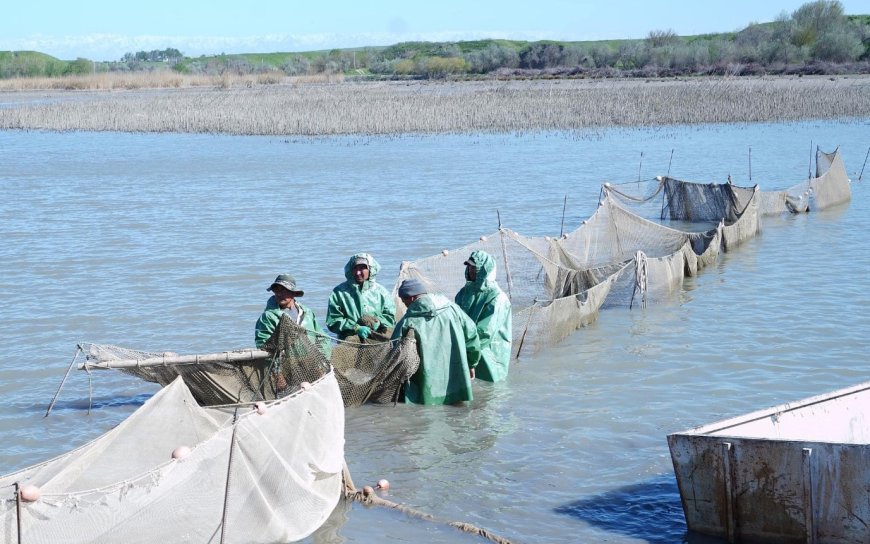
[0,75,867,135]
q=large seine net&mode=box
[2,370,346,544]
[396,147,850,358]
[79,314,419,408]
[76,148,850,394]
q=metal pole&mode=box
[77,349,270,370]
[45,346,82,417]
[15,482,22,544]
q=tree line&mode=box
[174,1,870,79]
[1,0,868,80]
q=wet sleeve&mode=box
[459,309,481,369]
[378,289,397,328]
[474,300,498,366]
[254,310,279,349]
[326,289,356,336]
[309,312,334,360]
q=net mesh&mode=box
[81,314,419,408]
[2,371,345,543]
[397,147,849,357]
[76,149,850,392]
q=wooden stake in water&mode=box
[859,146,869,182]
[495,225,514,304]
[748,146,752,181]
[808,141,814,179]
[667,149,674,176]
[559,195,567,237]
[637,151,644,182]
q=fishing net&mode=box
[74,149,850,386]
[396,148,849,357]
[78,314,419,408]
[754,146,851,215]
[2,370,345,544]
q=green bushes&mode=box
[1,0,867,81]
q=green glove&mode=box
[357,326,372,339]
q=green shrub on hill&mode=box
[1,0,868,81]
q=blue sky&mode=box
[2,0,868,61]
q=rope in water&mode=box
[342,468,515,544]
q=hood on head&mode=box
[466,249,496,286]
[403,293,451,319]
[344,252,381,283]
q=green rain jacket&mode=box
[255,297,332,359]
[455,250,513,382]
[326,253,396,340]
[391,293,481,405]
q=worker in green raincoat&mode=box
[326,253,396,341]
[255,274,332,360]
[455,250,512,382]
[391,278,481,405]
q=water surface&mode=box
[1,119,868,543]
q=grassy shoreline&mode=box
[1,75,868,136]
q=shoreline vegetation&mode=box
[0,1,867,135]
[0,75,868,136]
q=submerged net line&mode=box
[344,486,515,544]
[336,466,515,544]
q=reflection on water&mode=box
[1,119,868,543]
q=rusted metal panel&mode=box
[668,381,870,543]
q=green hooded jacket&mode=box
[326,253,396,340]
[255,297,332,359]
[391,293,481,405]
[455,250,513,382]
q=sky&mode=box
[1,0,869,61]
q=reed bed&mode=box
[0,76,867,135]
[0,71,342,92]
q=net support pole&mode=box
[498,228,514,303]
[637,151,643,182]
[514,304,537,360]
[77,349,271,370]
[45,345,83,417]
[219,423,241,544]
[667,149,674,176]
[748,146,752,182]
[859,146,869,182]
[559,195,567,237]
[15,482,22,544]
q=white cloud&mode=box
[0,31,558,61]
